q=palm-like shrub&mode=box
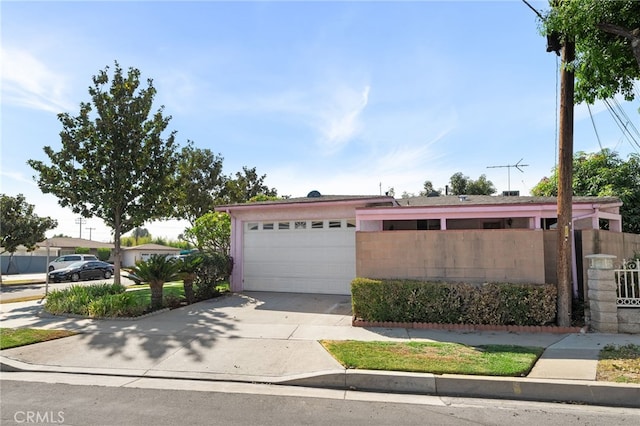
[179,254,204,304]
[132,254,181,310]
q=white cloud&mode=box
[194,81,373,155]
[0,47,73,113]
[156,70,200,115]
[316,84,370,154]
[0,170,38,187]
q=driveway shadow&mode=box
[0,296,241,367]
[243,291,352,315]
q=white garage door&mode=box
[242,219,356,294]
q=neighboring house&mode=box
[41,237,114,258]
[217,193,632,296]
[121,243,181,267]
[1,244,61,274]
[2,237,114,274]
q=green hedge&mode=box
[351,278,557,326]
[97,248,111,262]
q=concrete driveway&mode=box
[0,291,356,382]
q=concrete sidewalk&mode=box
[1,292,639,407]
[1,273,47,285]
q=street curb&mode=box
[0,281,47,287]
[280,370,640,408]
[3,356,638,408]
[353,318,583,334]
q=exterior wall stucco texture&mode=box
[356,229,546,284]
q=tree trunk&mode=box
[183,277,195,304]
[113,212,122,286]
[150,281,164,310]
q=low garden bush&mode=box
[351,278,557,326]
[194,251,232,301]
[46,282,145,318]
[86,292,146,318]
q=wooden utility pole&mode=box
[556,38,575,327]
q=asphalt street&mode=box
[2,379,639,426]
[0,275,139,302]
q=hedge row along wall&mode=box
[351,278,557,326]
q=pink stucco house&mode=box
[217,193,624,295]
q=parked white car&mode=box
[48,254,99,271]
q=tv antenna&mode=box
[487,158,529,193]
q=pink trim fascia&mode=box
[355,202,621,221]
[217,196,397,213]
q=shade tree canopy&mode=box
[174,143,226,224]
[0,193,57,277]
[448,173,497,196]
[0,193,58,254]
[531,149,640,234]
[28,62,179,284]
[542,0,640,104]
[221,166,278,204]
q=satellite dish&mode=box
[307,190,321,198]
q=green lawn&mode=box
[1,328,77,350]
[321,340,544,376]
[126,281,185,305]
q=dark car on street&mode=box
[48,260,114,283]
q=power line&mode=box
[603,98,640,153]
[613,98,640,142]
[521,0,544,20]
[586,103,604,152]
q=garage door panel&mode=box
[242,222,355,294]
[243,277,349,294]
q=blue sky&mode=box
[2,0,638,242]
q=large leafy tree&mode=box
[222,166,277,204]
[531,149,640,233]
[448,173,497,196]
[543,0,640,103]
[419,180,441,197]
[130,227,150,245]
[0,194,57,276]
[28,62,179,284]
[175,143,226,224]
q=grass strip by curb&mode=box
[1,328,78,350]
[321,340,544,377]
